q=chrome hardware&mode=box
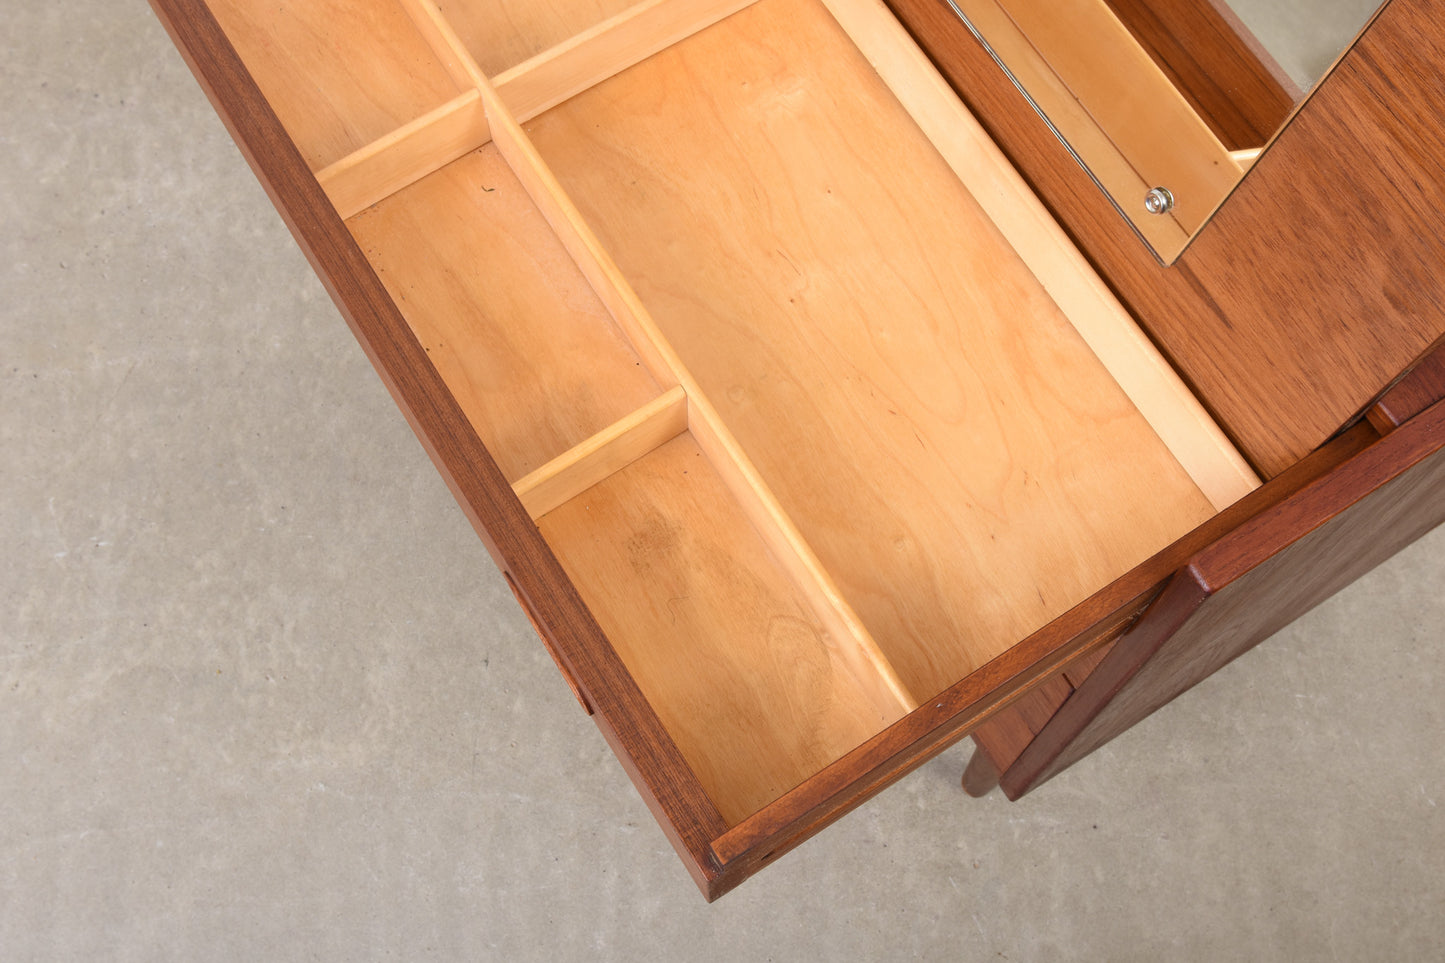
[1144,187,1175,216]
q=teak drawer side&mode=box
[152,0,1280,898]
[147,0,740,894]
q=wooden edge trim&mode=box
[707,582,1155,879]
[504,572,593,715]
[315,89,489,220]
[1002,407,1445,797]
[1368,336,1445,434]
[478,60,918,715]
[708,688,989,892]
[146,0,732,894]
[706,420,1379,881]
[971,635,1119,777]
[824,0,1260,507]
[512,386,690,519]
[1194,401,1445,584]
[495,0,763,123]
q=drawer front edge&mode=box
[1003,400,1445,796]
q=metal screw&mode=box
[1144,187,1175,215]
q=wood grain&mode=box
[206,0,461,170]
[494,0,763,122]
[1062,638,1114,688]
[888,0,1445,478]
[969,673,1072,776]
[396,0,921,752]
[1103,0,1299,150]
[820,0,1259,510]
[148,0,734,896]
[539,434,908,824]
[309,0,773,219]
[396,0,487,88]
[513,386,689,518]
[443,0,642,76]
[528,0,1219,701]
[479,53,918,713]
[346,147,662,482]
[159,0,1439,899]
[316,89,489,219]
[1003,401,1445,796]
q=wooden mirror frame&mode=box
[887,0,1445,481]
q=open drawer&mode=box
[151,0,1266,898]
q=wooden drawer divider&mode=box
[343,0,923,714]
[315,0,762,219]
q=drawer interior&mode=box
[349,147,662,481]
[444,0,642,76]
[208,0,464,169]
[207,0,1262,828]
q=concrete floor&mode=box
[1232,0,1382,90]
[4,3,1444,960]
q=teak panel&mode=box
[207,0,461,170]
[527,0,1218,701]
[347,147,662,482]
[539,434,906,824]
[888,0,1445,477]
[443,0,644,76]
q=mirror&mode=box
[943,0,1385,261]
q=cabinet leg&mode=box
[962,747,1001,797]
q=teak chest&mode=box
[150,0,1445,899]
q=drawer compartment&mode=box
[154,0,1262,898]
[348,147,662,482]
[207,0,464,169]
[541,432,906,825]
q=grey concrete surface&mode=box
[3,3,1443,960]
[1230,0,1382,90]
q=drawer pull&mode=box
[504,573,593,716]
